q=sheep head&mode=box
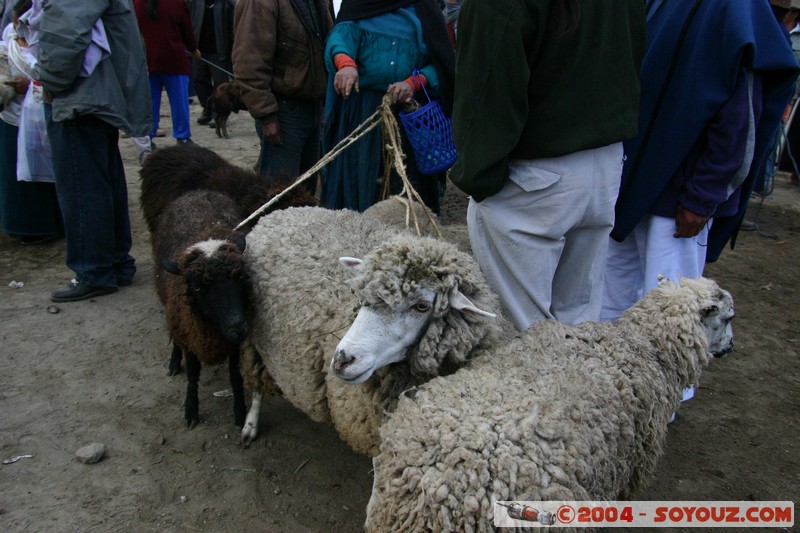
[330,237,502,384]
[161,234,250,343]
[674,276,735,357]
[622,276,734,390]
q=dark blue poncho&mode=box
[612,0,799,261]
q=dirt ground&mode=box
[1,100,798,533]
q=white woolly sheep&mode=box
[362,196,473,249]
[239,206,515,451]
[362,196,440,237]
[366,277,734,532]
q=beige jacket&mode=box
[232,0,332,122]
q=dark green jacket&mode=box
[451,0,646,201]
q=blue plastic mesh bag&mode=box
[398,73,458,174]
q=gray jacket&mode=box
[0,0,12,31]
[35,0,151,137]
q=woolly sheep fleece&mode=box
[241,206,508,455]
[139,144,317,236]
[363,196,439,237]
[367,277,727,532]
[152,190,245,365]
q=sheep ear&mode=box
[450,290,496,319]
[160,258,182,276]
[232,233,246,253]
[339,257,364,272]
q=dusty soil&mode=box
[1,100,798,533]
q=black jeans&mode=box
[255,97,322,194]
[193,55,231,114]
[45,105,135,287]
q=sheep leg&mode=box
[241,391,262,448]
[229,348,246,428]
[185,351,201,429]
[220,115,229,138]
[167,343,182,376]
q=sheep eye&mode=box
[414,302,432,313]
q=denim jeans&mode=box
[256,97,321,194]
[45,104,135,288]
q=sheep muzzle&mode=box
[332,350,355,373]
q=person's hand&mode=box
[674,203,710,238]
[261,120,283,146]
[334,66,359,99]
[192,49,202,60]
[387,81,413,103]
[4,77,29,95]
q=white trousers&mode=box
[468,142,623,330]
[600,214,710,322]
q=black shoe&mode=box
[197,114,212,125]
[20,234,61,245]
[51,279,117,303]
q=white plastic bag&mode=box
[16,81,54,183]
[6,30,37,81]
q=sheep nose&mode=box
[713,341,733,358]
[223,317,249,342]
[232,321,250,340]
[332,350,355,373]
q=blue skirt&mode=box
[321,89,442,214]
[0,119,62,237]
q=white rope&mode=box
[235,95,442,239]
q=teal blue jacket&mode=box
[324,6,440,120]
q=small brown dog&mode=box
[206,81,246,138]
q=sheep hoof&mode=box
[167,366,182,377]
[185,405,199,429]
[241,427,257,448]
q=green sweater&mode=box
[451,0,645,201]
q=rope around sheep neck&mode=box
[234,94,443,239]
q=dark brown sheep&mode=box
[140,144,312,235]
[140,144,316,428]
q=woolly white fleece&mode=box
[367,277,732,532]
